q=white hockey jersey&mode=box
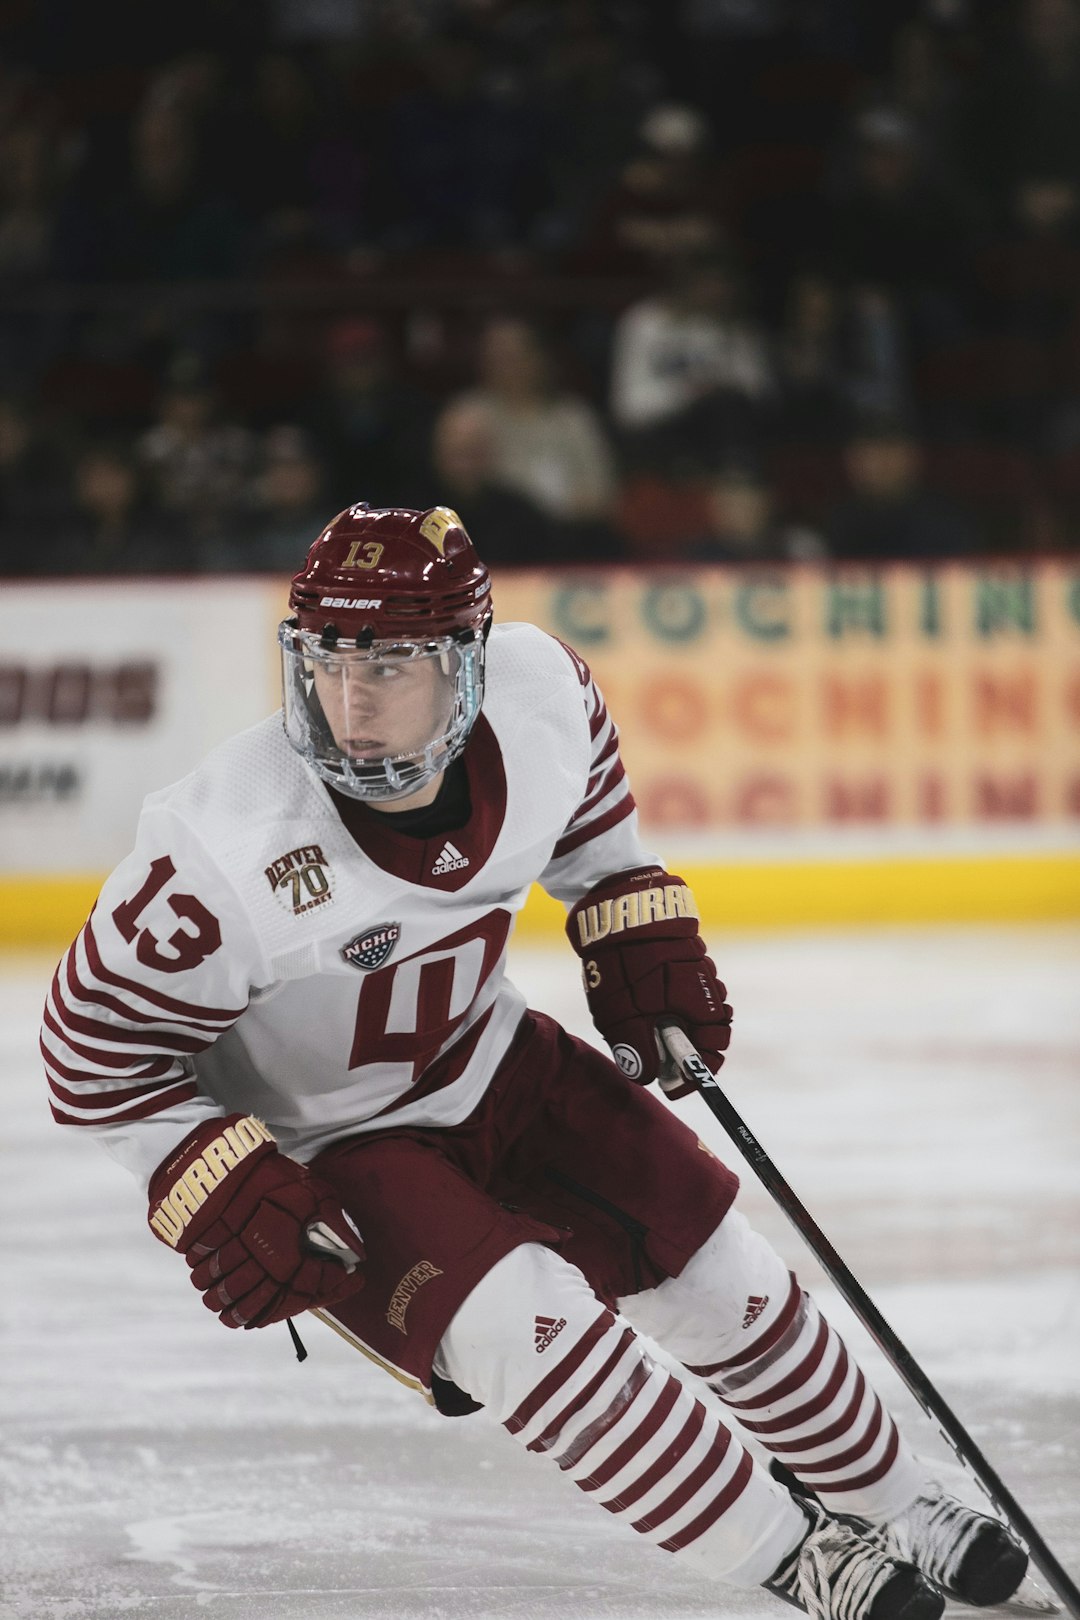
[43,624,658,1187]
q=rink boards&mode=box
[2,566,1078,943]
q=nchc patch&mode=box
[340,922,401,971]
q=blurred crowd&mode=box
[3,0,1080,574]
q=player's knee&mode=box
[435,1241,611,1423]
[618,1207,793,1368]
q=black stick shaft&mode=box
[659,1027,1080,1620]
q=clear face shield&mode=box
[279,623,486,802]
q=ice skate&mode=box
[858,1486,1029,1610]
[765,1499,945,1620]
[768,1461,1029,1611]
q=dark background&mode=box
[3,0,1080,575]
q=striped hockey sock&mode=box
[439,1243,806,1586]
[689,1275,923,1521]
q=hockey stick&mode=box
[657,1022,1080,1620]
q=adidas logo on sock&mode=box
[742,1293,769,1330]
[432,841,470,875]
[534,1314,567,1353]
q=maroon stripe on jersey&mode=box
[784,1396,884,1477]
[768,1369,867,1455]
[83,912,244,1023]
[581,1373,681,1494]
[504,1310,615,1436]
[739,1343,851,1436]
[585,728,620,785]
[551,794,635,860]
[49,1078,199,1126]
[52,971,210,1054]
[371,1005,495,1120]
[632,1410,731,1533]
[558,1358,651,1473]
[47,1071,188,1112]
[688,1273,802,1377]
[41,1005,179,1076]
[575,761,627,822]
[554,638,591,688]
[722,1314,830,1412]
[589,702,610,741]
[40,1032,176,1087]
[528,1326,637,1455]
[814,1420,900,1494]
[64,947,223,1036]
[616,1398,711,1517]
[43,1001,188,1072]
[657,1448,755,1552]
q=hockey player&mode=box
[44,503,1028,1620]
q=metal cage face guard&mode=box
[279,624,486,802]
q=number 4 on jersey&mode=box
[349,911,511,1081]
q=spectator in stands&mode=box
[204,424,327,573]
[532,16,661,256]
[419,397,555,567]
[61,95,247,281]
[48,442,188,575]
[457,315,618,532]
[687,464,825,564]
[965,0,1080,228]
[775,272,910,441]
[304,317,433,511]
[0,121,60,282]
[824,102,975,353]
[378,27,548,251]
[824,413,981,561]
[884,19,967,190]
[0,396,69,562]
[610,250,775,475]
[573,101,728,277]
[137,354,258,545]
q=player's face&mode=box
[311,650,455,763]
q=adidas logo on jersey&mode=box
[742,1294,769,1330]
[534,1315,567,1353]
[432,841,469,875]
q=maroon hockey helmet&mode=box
[288,502,492,646]
[279,503,493,802]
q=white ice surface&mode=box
[2,927,1078,1620]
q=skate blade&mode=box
[945,1580,1061,1617]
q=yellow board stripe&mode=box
[514,854,1080,932]
[2,854,1079,947]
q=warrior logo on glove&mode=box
[567,867,733,1099]
[147,1113,365,1329]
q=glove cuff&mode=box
[148,1113,276,1250]
[567,867,699,955]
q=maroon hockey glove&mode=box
[147,1114,365,1329]
[567,867,732,1098]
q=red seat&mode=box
[215,352,320,415]
[923,444,1037,504]
[915,337,1048,405]
[38,359,156,420]
[614,477,710,555]
[769,444,846,523]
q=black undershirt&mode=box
[327,755,472,841]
